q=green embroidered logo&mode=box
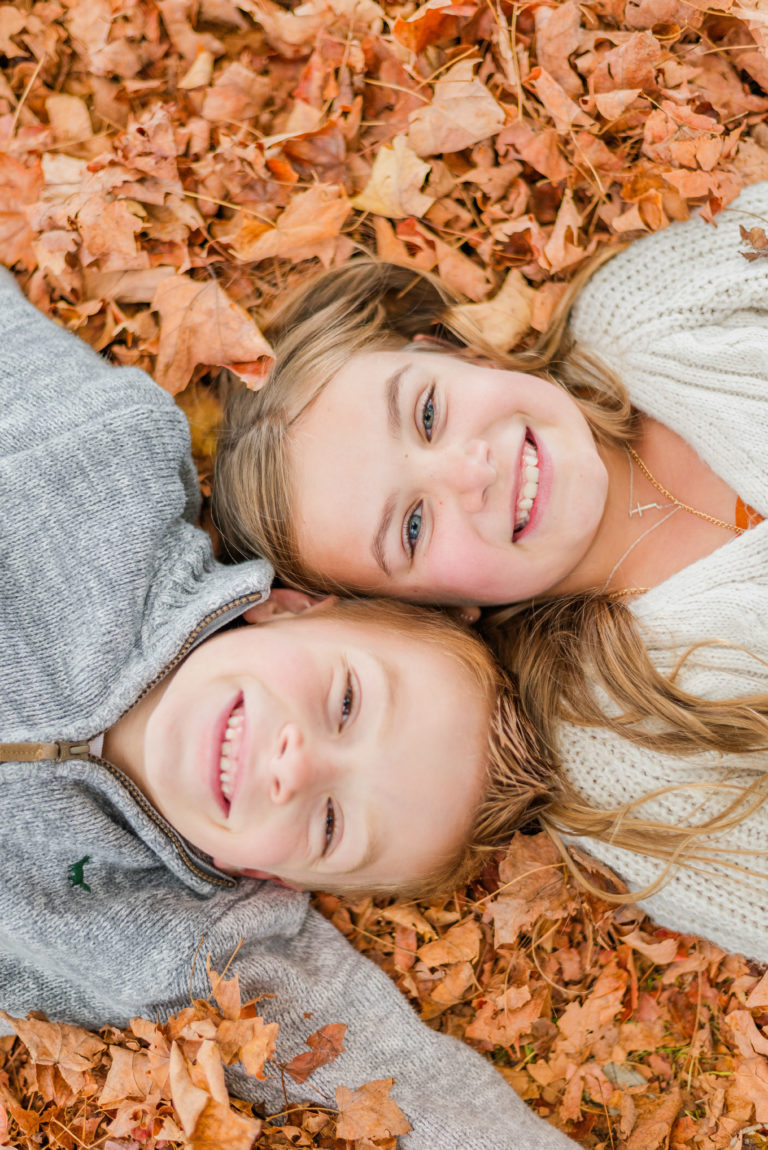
[68,856,92,892]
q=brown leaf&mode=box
[215,1016,279,1078]
[725,1010,768,1058]
[451,269,535,351]
[0,1012,105,1071]
[525,67,593,131]
[619,927,679,964]
[490,832,577,946]
[534,1,584,98]
[625,1084,682,1150]
[417,919,482,966]
[740,223,768,261]
[335,1078,412,1141]
[285,1022,347,1084]
[202,62,271,123]
[152,274,273,393]
[0,7,25,56]
[729,1056,768,1122]
[393,0,469,53]
[231,185,350,267]
[556,961,629,1054]
[0,154,44,270]
[98,1046,155,1107]
[465,986,546,1047]
[45,94,93,144]
[208,964,243,1020]
[352,134,434,219]
[408,59,505,157]
[746,969,768,1008]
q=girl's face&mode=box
[290,349,609,606]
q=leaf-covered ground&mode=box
[3,0,768,1146]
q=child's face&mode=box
[290,350,609,606]
[130,605,488,889]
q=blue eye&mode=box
[421,387,436,440]
[405,503,423,554]
[322,798,336,856]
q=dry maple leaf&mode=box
[216,1016,280,1078]
[231,185,351,267]
[335,1077,412,1141]
[284,1022,347,1084]
[407,58,506,157]
[625,1083,682,1150]
[152,274,273,394]
[451,269,536,351]
[352,134,434,219]
[417,919,482,966]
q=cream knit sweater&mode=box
[562,180,768,962]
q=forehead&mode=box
[288,351,420,588]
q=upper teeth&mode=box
[220,701,244,801]
[515,439,539,533]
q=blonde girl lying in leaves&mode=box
[215,179,768,964]
[0,268,583,1150]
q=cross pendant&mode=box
[629,501,665,517]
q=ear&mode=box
[446,604,481,626]
[215,860,303,890]
[242,588,336,625]
[241,868,303,890]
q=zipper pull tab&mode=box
[0,740,91,763]
[56,741,91,761]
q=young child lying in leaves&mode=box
[0,269,579,1148]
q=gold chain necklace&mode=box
[605,446,743,600]
[626,445,742,536]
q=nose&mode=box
[269,722,321,804]
[429,439,495,512]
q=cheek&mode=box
[220,814,300,872]
[425,529,502,600]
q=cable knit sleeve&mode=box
[568,180,768,356]
[567,181,768,511]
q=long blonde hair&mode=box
[213,259,768,888]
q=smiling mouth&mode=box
[513,434,540,537]
[219,698,245,803]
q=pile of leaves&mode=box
[0,962,411,1149]
[3,0,768,483]
[4,0,768,1146]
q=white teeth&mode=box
[514,439,539,533]
[219,701,244,802]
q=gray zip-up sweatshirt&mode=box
[0,270,576,1148]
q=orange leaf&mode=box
[151,274,273,394]
[231,185,350,267]
[352,134,434,219]
[335,1078,412,1141]
[285,1022,347,1084]
[417,919,482,966]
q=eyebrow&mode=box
[370,365,411,576]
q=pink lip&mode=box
[209,692,244,818]
[511,429,550,543]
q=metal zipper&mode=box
[1,591,263,886]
